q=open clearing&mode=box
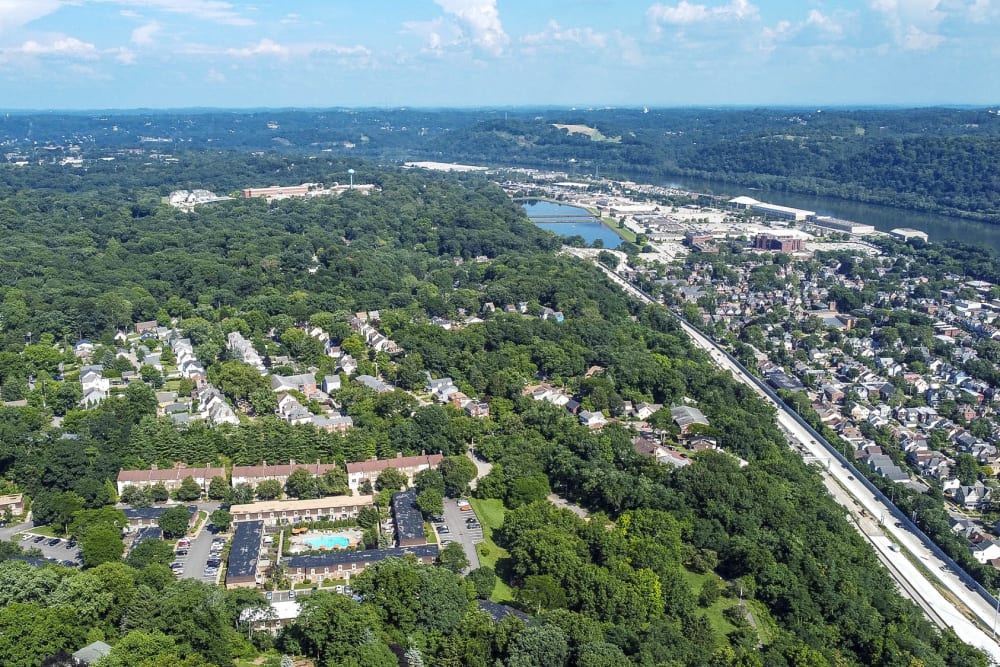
[552,124,620,143]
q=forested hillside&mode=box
[3,107,999,220]
[0,155,988,666]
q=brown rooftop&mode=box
[117,464,225,483]
[346,453,443,475]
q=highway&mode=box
[586,257,1000,662]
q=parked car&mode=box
[47,538,61,547]
[32,535,45,543]
[438,526,450,534]
[175,549,188,557]
[65,540,76,549]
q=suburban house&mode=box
[671,405,710,434]
[116,463,225,496]
[354,375,394,394]
[270,373,318,397]
[0,493,25,517]
[346,453,444,493]
[229,495,374,526]
[227,331,266,374]
[231,460,339,488]
[578,410,607,429]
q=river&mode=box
[661,176,1000,252]
[523,200,623,249]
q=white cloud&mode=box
[522,20,606,49]
[647,0,758,26]
[206,68,225,83]
[433,0,509,55]
[901,23,945,48]
[759,9,846,53]
[131,21,160,46]
[871,0,946,49]
[110,46,137,63]
[224,38,372,60]
[96,0,253,27]
[18,36,100,58]
[0,0,62,35]
[226,38,287,58]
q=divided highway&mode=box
[585,257,1000,662]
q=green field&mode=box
[469,497,515,602]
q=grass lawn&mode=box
[469,498,515,603]
[679,568,739,644]
[597,215,637,244]
[26,525,58,538]
[424,521,437,544]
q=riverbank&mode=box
[521,197,633,247]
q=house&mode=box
[72,641,113,666]
[464,401,490,418]
[578,411,607,429]
[311,414,354,432]
[354,375,394,394]
[955,482,992,509]
[477,600,530,624]
[540,307,565,322]
[972,539,1000,564]
[0,493,25,517]
[270,373,318,396]
[346,453,443,493]
[426,377,459,403]
[633,402,662,420]
[336,354,358,376]
[671,405,710,434]
[227,332,266,374]
[73,340,95,359]
[231,460,338,488]
[321,375,341,394]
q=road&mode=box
[590,260,1000,662]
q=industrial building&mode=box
[811,216,876,235]
[728,196,815,222]
[890,228,929,243]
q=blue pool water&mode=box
[304,535,351,549]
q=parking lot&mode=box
[437,497,482,573]
[175,527,225,583]
[18,532,82,567]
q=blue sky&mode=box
[0,0,996,109]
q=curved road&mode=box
[585,257,1000,662]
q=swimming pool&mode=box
[304,535,351,549]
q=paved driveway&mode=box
[440,497,482,573]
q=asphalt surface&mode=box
[18,532,82,566]
[179,525,223,582]
[439,497,482,573]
